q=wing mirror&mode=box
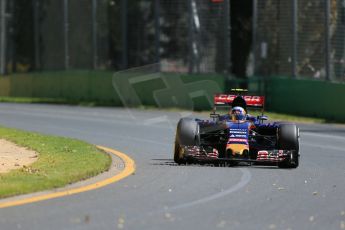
[257,115,268,121]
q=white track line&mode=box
[302,132,345,141]
[167,168,251,211]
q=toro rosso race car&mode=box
[174,90,300,168]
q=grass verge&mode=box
[0,97,96,106]
[138,106,328,124]
[0,96,339,124]
[0,126,111,199]
[200,110,325,124]
[243,111,326,124]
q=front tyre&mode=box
[174,140,186,164]
[277,124,300,168]
[173,118,200,164]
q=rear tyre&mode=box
[277,124,299,168]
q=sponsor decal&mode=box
[229,127,248,139]
[230,129,247,132]
[215,94,236,103]
[206,148,219,158]
[230,132,247,135]
[229,138,248,142]
[214,94,265,106]
[257,150,287,162]
[258,150,269,155]
[230,133,247,138]
[233,134,247,138]
[243,95,263,103]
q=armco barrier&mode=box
[1,71,229,110]
[0,77,10,97]
[0,72,344,121]
[5,71,123,105]
[264,77,345,122]
[112,72,228,110]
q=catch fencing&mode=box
[254,0,345,82]
[0,0,344,82]
[0,0,231,74]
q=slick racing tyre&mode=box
[174,118,200,164]
[277,124,300,168]
[173,141,185,164]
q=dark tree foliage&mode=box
[108,0,158,69]
[7,0,254,76]
[230,0,252,78]
[8,0,35,72]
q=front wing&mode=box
[182,146,295,164]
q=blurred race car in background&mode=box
[173,89,300,168]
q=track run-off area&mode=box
[0,103,344,230]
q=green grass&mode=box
[245,111,326,124]
[0,96,115,107]
[0,126,111,199]
[0,97,66,104]
[137,106,328,124]
[0,96,95,105]
[0,96,338,124]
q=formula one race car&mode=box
[173,89,300,168]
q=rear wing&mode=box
[214,94,265,109]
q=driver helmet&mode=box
[230,106,246,121]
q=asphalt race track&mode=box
[0,103,344,230]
